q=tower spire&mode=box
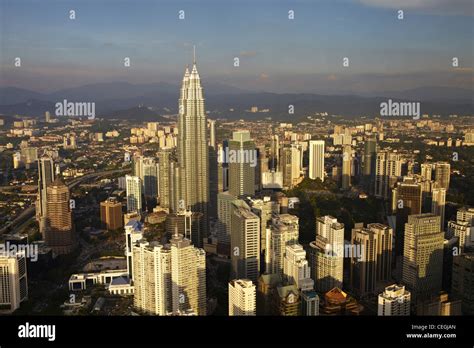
[193,45,196,65]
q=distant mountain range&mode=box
[0,83,472,121]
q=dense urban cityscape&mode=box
[0,0,473,346]
[2,58,473,318]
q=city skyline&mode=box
[0,1,473,345]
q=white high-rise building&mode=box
[132,233,206,316]
[209,119,216,149]
[290,144,302,185]
[375,151,403,199]
[230,200,260,283]
[283,244,314,291]
[248,197,279,255]
[126,175,143,213]
[447,220,471,252]
[125,219,144,281]
[170,233,207,315]
[457,207,474,225]
[378,284,411,316]
[267,214,299,276]
[0,252,28,314]
[309,140,325,181]
[309,216,345,293]
[133,240,171,315]
[228,279,256,316]
[309,240,344,293]
[316,215,344,251]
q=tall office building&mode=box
[431,186,446,231]
[209,119,216,149]
[216,191,236,246]
[0,252,28,314]
[126,175,143,213]
[279,146,293,188]
[228,279,256,316]
[45,178,75,255]
[140,157,159,198]
[421,163,434,181]
[370,223,393,281]
[267,214,299,276]
[392,180,422,216]
[402,214,444,301]
[133,233,206,316]
[309,140,325,182]
[316,215,344,250]
[377,284,411,316]
[452,253,474,315]
[309,243,343,294]
[208,120,218,220]
[176,57,209,236]
[270,134,280,170]
[434,162,450,190]
[228,130,256,197]
[165,210,203,248]
[350,225,378,296]
[290,144,302,186]
[230,200,260,284]
[309,216,344,293]
[283,244,314,291]
[392,179,422,256]
[157,149,172,209]
[36,157,55,235]
[362,134,377,193]
[100,197,123,231]
[350,223,393,295]
[342,145,352,189]
[249,197,279,256]
[217,143,229,193]
[375,151,403,199]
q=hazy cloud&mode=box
[357,0,473,15]
[240,51,258,58]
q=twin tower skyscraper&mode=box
[175,52,210,235]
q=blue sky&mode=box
[1,0,473,94]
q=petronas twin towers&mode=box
[176,52,209,235]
